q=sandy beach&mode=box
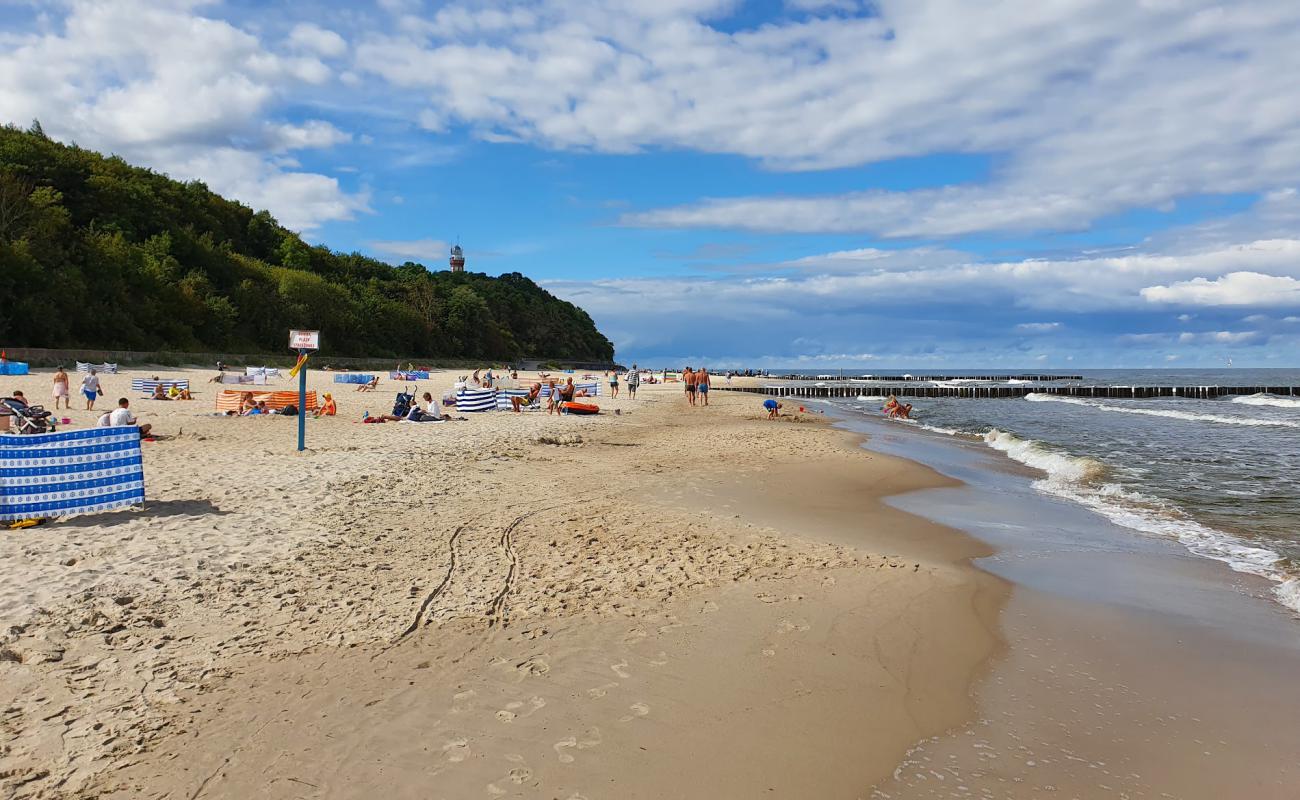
[1,367,1005,798]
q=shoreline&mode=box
[2,368,1007,798]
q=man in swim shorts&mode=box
[683,367,696,405]
[80,368,101,410]
[625,365,640,399]
[697,368,710,406]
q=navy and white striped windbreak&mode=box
[0,427,146,521]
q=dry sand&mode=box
[0,367,1003,798]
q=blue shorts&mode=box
[83,389,97,401]
[699,384,709,393]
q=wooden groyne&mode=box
[721,385,1300,400]
[768,373,1084,382]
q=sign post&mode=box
[289,330,320,452]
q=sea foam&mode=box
[982,427,1300,614]
[1232,393,1300,409]
[1025,393,1300,428]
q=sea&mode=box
[777,368,1300,615]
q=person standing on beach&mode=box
[697,367,711,406]
[52,367,70,410]
[608,369,619,398]
[80,368,101,411]
[683,367,696,406]
[626,364,640,399]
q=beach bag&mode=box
[280,404,298,416]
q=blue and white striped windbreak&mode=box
[455,388,499,412]
[0,427,146,521]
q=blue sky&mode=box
[4,0,1300,367]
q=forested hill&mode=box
[0,125,614,362]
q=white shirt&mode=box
[96,413,112,427]
[108,407,136,426]
[81,374,100,392]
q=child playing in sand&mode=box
[764,398,781,419]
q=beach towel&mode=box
[390,370,430,380]
[131,379,190,394]
[76,361,118,374]
[334,373,376,384]
[0,426,145,521]
[217,374,258,384]
[215,390,318,413]
[245,366,280,378]
[0,361,29,376]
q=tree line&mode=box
[0,123,614,362]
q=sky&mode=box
[3,0,1300,368]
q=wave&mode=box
[1232,393,1300,409]
[981,428,1299,614]
[1025,393,1300,428]
[983,429,1107,484]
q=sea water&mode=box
[814,368,1300,614]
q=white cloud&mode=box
[267,120,352,151]
[1016,322,1061,332]
[1141,272,1300,307]
[0,1,364,231]
[369,238,452,262]
[287,23,348,58]
[351,0,1300,237]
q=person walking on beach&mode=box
[52,367,70,410]
[697,367,711,406]
[626,364,640,399]
[80,368,101,411]
[608,369,619,398]
[683,367,697,406]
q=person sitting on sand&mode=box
[151,384,170,401]
[243,400,268,416]
[512,383,542,412]
[764,398,782,419]
[315,392,337,417]
[421,392,443,420]
[237,392,256,415]
[167,385,192,400]
[106,397,152,437]
[356,376,379,392]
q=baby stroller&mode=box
[1,397,56,434]
[392,390,415,418]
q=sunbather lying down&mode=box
[355,376,380,392]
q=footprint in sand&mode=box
[554,728,603,763]
[610,660,631,679]
[498,695,547,721]
[587,682,619,698]
[488,766,535,794]
[657,615,682,633]
[699,600,719,614]
[442,737,470,763]
[516,656,551,676]
[761,647,777,657]
[649,651,669,667]
[623,628,647,644]
[776,619,810,635]
[619,703,650,722]
[451,689,476,713]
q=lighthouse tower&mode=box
[449,244,465,273]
